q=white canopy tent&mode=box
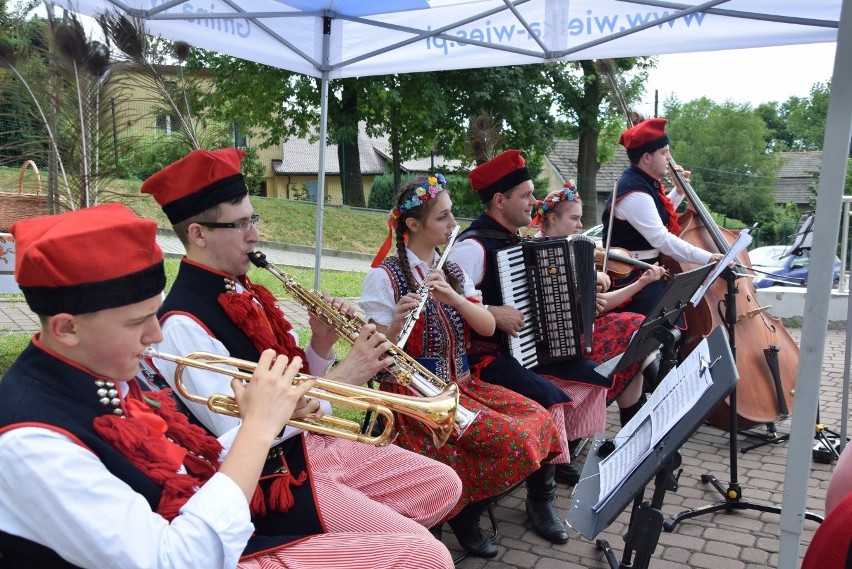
[55,1,851,566]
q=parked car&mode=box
[749,245,840,289]
[582,224,604,247]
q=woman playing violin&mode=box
[531,182,666,426]
[361,175,562,558]
[602,118,724,315]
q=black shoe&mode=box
[525,465,569,544]
[525,496,570,544]
[447,500,498,558]
[554,463,581,486]
[454,525,498,558]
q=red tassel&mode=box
[250,484,267,517]
[267,470,307,513]
[469,354,496,379]
[219,281,309,373]
[658,183,681,234]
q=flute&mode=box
[396,225,461,348]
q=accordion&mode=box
[494,235,597,368]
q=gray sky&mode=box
[636,42,837,116]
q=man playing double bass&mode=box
[602,118,724,316]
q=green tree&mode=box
[756,82,837,153]
[549,57,653,227]
[665,98,779,225]
[783,82,831,151]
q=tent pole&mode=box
[778,0,852,566]
[313,16,332,292]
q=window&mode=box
[155,113,180,135]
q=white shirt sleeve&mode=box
[613,191,713,265]
[360,267,397,327]
[460,269,480,300]
[0,427,253,569]
[447,239,487,287]
[154,315,313,444]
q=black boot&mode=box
[642,353,662,393]
[554,440,582,485]
[525,464,569,544]
[619,394,647,427]
[447,500,497,558]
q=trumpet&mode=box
[248,250,479,436]
[143,347,459,448]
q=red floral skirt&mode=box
[384,375,561,521]
[589,312,645,405]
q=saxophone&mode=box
[248,251,478,435]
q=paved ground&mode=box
[0,235,846,568]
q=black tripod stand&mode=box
[598,453,682,569]
[664,269,824,531]
[740,410,844,462]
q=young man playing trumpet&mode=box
[141,148,462,561]
[0,204,455,568]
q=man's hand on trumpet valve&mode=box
[327,323,394,386]
[235,351,316,440]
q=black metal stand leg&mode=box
[739,422,789,454]
[664,270,823,532]
[597,453,682,569]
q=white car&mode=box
[582,224,604,248]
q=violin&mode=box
[594,246,670,280]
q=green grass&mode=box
[0,333,30,375]
[0,167,391,254]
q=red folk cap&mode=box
[141,148,249,224]
[11,203,165,316]
[468,149,531,203]
[618,118,670,161]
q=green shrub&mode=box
[118,133,194,180]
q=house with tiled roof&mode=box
[544,141,821,223]
[270,126,462,205]
[543,139,630,221]
[774,151,822,208]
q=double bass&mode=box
[594,57,799,431]
[663,161,799,431]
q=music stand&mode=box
[568,326,738,569]
[664,267,824,531]
[595,264,716,385]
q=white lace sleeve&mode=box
[359,267,397,326]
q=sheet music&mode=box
[593,338,714,511]
[690,228,753,306]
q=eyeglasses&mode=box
[197,214,260,233]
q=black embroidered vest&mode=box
[457,213,522,356]
[158,259,324,548]
[602,165,670,252]
[380,256,470,382]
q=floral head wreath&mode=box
[371,174,448,268]
[525,180,581,235]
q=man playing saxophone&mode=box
[140,148,462,566]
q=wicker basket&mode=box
[0,160,49,231]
